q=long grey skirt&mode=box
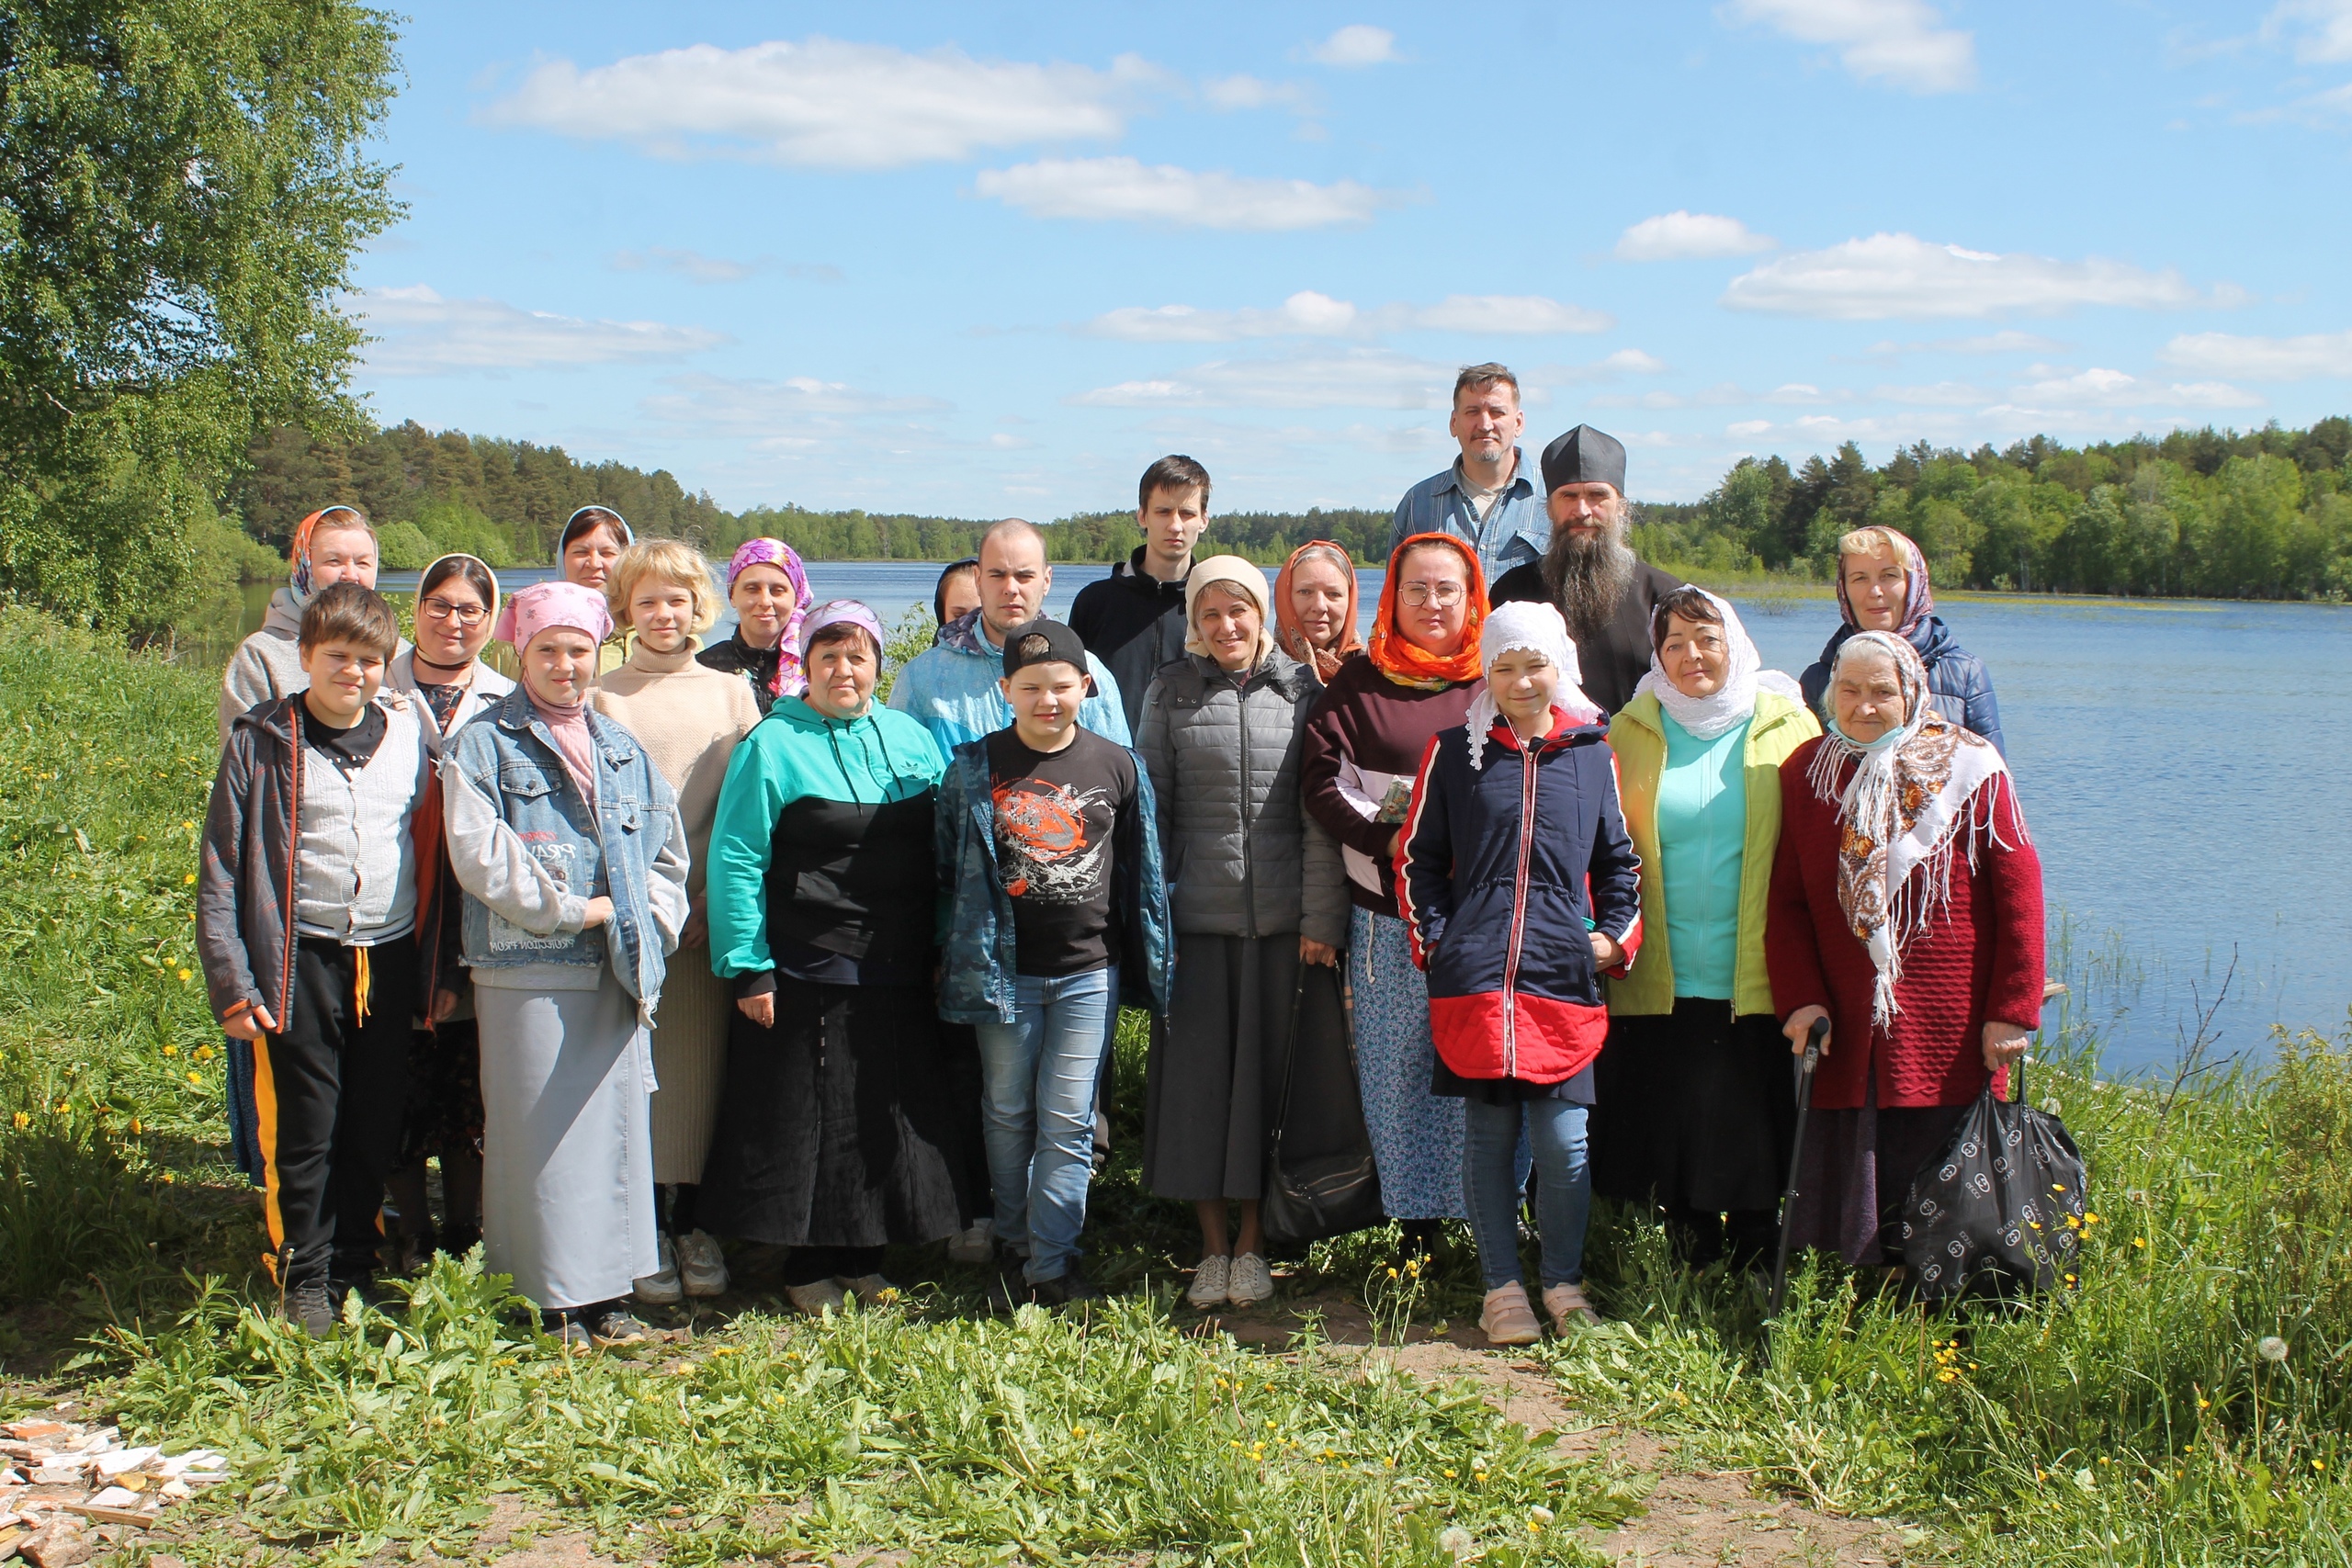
[476,972,660,1311]
[1143,932,1300,1202]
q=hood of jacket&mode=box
[1815,611,1956,670]
[260,585,304,640]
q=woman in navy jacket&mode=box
[1399,602,1643,1347]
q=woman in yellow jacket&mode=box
[1591,586,1820,1270]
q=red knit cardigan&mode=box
[1765,738,2046,1111]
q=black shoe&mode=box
[1026,1269,1106,1307]
[284,1279,334,1338]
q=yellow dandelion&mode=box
[160,1172,175,1184]
[10,1111,27,1129]
[195,1043,215,1062]
[2315,1460,2327,1472]
[163,1044,177,1056]
[1386,1267,1399,1280]
[183,874,196,885]
[2198,1397,2211,1410]
[130,1118,141,1134]
[2132,1236,2147,1248]
[186,1071,201,1086]
[1443,1469,1457,1479]
[1070,1426,1085,1438]
[176,968,190,983]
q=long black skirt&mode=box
[1589,1000,1793,1214]
[699,978,974,1248]
[1143,933,1299,1201]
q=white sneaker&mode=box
[633,1235,683,1305]
[1479,1281,1543,1347]
[1186,1254,1231,1308]
[946,1218,996,1264]
[676,1229,729,1298]
[1226,1252,1275,1306]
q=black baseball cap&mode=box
[1001,618,1092,681]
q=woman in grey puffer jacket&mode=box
[1136,555,1351,1310]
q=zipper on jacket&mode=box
[278,713,302,1022]
[1235,668,1257,940]
[1498,730,1540,1078]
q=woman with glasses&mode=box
[384,553,514,1271]
[1299,533,1488,1265]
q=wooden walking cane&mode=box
[1769,1015,1833,1318]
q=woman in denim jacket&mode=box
[442,582,690,1350]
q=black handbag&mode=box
[1261,962,1386,1247]
[1899,1062,2089,1301]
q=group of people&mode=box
[197,360,2046,1351]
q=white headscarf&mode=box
[1464,602,1602,771]
[1634,588,1804,740]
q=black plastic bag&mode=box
[1900,1081,2088,1301]
[1261,964,1385,1247]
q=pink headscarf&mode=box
[492,581,614,652]
[492,582,611,806]
[727,538,813,699]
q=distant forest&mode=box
[236,417,2352,600]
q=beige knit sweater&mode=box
[591,640,763,903]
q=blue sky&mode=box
[349,1,2352,516]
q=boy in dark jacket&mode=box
[198,583,442,1336]
[934,620,1170,1307]
[1398,602,1642,1347]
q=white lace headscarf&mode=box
[1633,587,1804,739]
[1464,601,1602,770]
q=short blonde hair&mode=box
[606,538,720,634]
[1837,526,1905,567]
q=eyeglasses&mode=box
[1397,582,1466,608]
[419,597,488,626]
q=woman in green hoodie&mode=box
[1590,586,1820,1270]
[698,601,976,1314]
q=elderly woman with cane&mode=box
[1766,630,2044,1271]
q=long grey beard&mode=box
[1543,526,1637,647]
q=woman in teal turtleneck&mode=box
[696,601,978,1314]
[1589,586,1821,1270]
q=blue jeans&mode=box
[974,965,1118,1283]
[1463,1097,1592,1292]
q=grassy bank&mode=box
[4,607,2350,1565]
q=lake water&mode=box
[222,561,2350,1071]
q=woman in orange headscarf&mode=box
[1272,540,1363,686]
[1297,534,1487,1263]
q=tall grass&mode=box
[1550,1010,2352,1564]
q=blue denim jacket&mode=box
[1386,447,1551,581]
[446,686,686,1004]
[933,735,1173,1026]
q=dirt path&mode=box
[1213,1293,1919,1568]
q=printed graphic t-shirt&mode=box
[986,726,1137,978]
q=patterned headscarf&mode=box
[288,505,369,608]
[1272,540,1363,682]
[1464,602,1600,771]
[726,537,813,699]
[1366,533,1487,690]
[1807,630,2017,1025]
[1834,525,1935,638]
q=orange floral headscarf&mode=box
[1272,540,1363,682]
[1366,533,1486,688]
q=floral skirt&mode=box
[1348,907,1465,1221]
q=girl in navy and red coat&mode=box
[1397,601,1643,1347]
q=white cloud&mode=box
[1614,210,1778,261]
[1874,379,1993,405]
[1599,348,1671,374]
[485,38,1152,169]
[1203,74,1316,112]
[2163,328,2352,378]
[1070,347,1460,410]
[1309,25,1400,66]
[356,286,727,374]
[2264,0,2352,62]
[1080,290,1610,341]
[1766,382,1836,403]
[1724,0,1976,93]
[975,157,1407,230]
[1722,232,2221,320]
[1591,382,1749,410]
[1990,367,2262,412]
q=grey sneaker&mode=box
[786,1279,848,1316]
[587,1305,654,1348]
[676,1229,729,1298]
[1226,1252,1275,1306]
[633,1235,683,1305]
[1185,1254,1231,1308]
[284,1280,334,1339]
[946,1218,996,1264]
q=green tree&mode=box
[0,0,402,631]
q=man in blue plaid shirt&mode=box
[1385,363,1551,582]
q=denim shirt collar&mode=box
[1438,447,1546,548]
